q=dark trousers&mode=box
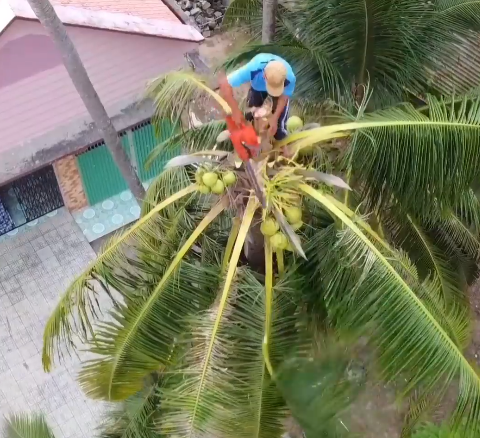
[245,88,290,140]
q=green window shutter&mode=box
[134,120,180,182]
[77,135,131,205]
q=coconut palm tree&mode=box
[262,0,277,42]
[223,0,480,110]
[26,0,146,201]
[39,70,480,437]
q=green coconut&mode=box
[285,206,303,224]
[211,179,225,194]
[270,232,288,250]
[222,171,237,187]
[198,185,211,194]
[195,168,205,184]
[202,172,218,187]
[291,221,303,231]
[286,115,304,133]
[261,218,280,236]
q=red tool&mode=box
[225,115,266,208]
[225,116,260,161]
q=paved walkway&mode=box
[0,208,105,438]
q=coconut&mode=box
[222,171,237,187]
[285,206,303,224]
[270,232,288,250]
[291,221,303,231]
[198,185,211,194]
[260,218,279,236]
[195,168,205,184]
[211,179,225,194]
[202,172,218,187]
[286,115,304,133]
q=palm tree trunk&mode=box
[26,0,146,201]
[262,0,277,43]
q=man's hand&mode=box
[268,115,279,136]
[232,107,245,125]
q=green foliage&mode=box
[98,383,161,438]
[3,415,55,438]
[412,423,464,438]
[223,0,480,109]
[42,46,480,438]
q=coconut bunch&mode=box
[195,166,237,194]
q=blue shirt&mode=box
[227,53,296,97]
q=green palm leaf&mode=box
[280,95,480,217]
[78,199,228,401]
[383,211,469,307]
[147,71,230,127]
[4,415,55,438]
[276,349,362,438]
[98,383,161,438]
[42,184,197,372]
[146,120,228,169]
[300,184,480,437]
[224,0,480,107]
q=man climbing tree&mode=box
[219,53,296,140]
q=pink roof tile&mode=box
[51,0,179,23]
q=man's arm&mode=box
[273,95,289,119]
[219,74,243,123]
[219,64,252,123]
[268,95,289,136]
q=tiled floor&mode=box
[73,180,151,242]
[0,208,106,437]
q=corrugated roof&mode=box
[0,0,203,42]
[51,0,179,23]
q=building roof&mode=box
[51,0,179,23]
[0,0,203,42]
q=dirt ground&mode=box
[199,31,250,70]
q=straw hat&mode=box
[264,61,287,97]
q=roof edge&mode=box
[0,0,15,35]
[161,0,196,26]
[4,0,203,42]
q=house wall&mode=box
[0,19,196,156]
[53,155,88,211]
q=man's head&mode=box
[264,60,287,97]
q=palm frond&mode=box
[42,184,198,372]
[223,0,262,33]
[280,95,480,217]
[141,166,191,215]
[383,210,470,313]
[299,184,480,437]
[276,346,362,438]
[160,267,289,438]
[147,71,230,128]
[4,415,55,438]
[147,120,228,168]
[412,422,464,438]
[78,199,228,401]
[98,382,161,438]
[158,196,287,438]
[225,0,480,107]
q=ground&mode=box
[0,208,106,437]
